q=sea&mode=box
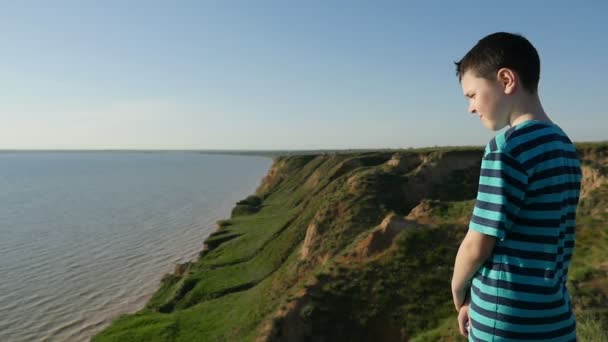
[0,151,273,341]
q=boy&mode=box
[451,32,582,341]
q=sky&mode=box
[2,1,607,150]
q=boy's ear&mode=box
[496,68,516,95]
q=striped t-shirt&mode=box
[467,119,582,341]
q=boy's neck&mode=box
[508,93,551,127]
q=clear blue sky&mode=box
[2,1,606,150]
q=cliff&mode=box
[93,143,608,341]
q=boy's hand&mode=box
[457,300,471,337]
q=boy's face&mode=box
[461,70,510,131]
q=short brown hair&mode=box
[455,32,540,94]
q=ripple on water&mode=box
[0,152,273,341]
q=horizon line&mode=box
[0,139,605,153]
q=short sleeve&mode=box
[469,150,528,241]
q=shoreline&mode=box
[0,152,274,342]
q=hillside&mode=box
[93,142,608,341]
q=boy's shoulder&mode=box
[483,120,566,160]
[482,127,521,159]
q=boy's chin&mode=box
[481,117,507,131]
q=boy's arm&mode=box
[451,229,496,311]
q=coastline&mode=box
[86,158,277,341]
[0,152,275,342]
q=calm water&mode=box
[0,152,272,342]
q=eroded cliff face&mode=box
[257,150,484,342]
[578,144,608,199]
[94,143,608,342]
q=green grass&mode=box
[409,315,466,342]
[577,311,608,342]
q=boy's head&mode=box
[455,32,541,131]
